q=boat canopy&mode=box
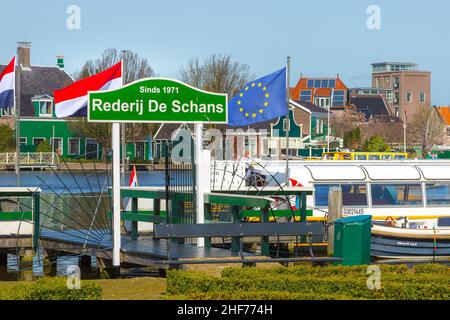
[305,165,366,181]
[417,165,450,180]
[362,165,421,181]
[303,163,450,182]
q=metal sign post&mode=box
[112,122,121,269]
[87,77,227,269]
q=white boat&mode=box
[371,219,450,258]
[212,159,450,228]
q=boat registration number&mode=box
[343,208,364,215]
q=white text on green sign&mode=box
[88,78,228,123]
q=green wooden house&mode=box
[271,99,329,157]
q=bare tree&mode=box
[361,117,404,145]
[76,48,155,84]
[330,106,366,144]
[407,107,444,155]
[72,48,159,155]
[180,54,252,97]
[70,118,111,160]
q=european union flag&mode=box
[228,67,287,126]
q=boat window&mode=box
[371,184,423,206]
[314,184,368,207]
[354,155,367,160]
[426,183,450,206]
[343,154,351,160]
[394,155,405,159]
[438,217,450,227]
[368,155,380,160]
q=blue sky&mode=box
[1,0,449,105]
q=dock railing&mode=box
[0,152,59,168]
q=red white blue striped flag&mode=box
[0,56,15,109]
[54,61,122,117]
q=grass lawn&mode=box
[93,277,167,300]
[0,276,167,300]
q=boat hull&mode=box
[371,234,450,258]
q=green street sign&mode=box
[87,78,228,123]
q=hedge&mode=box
[221,264,409,278]
[0,277,102,300]
[167,291,354,300]
[166,264,450,300]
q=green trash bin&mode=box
[333,215,372,266]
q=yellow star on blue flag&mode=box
[228,67,287,126]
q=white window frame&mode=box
[283,118,290,131]
[314,97,331,109]
[33,137,46,146]
[50,137,63,155]
[85,138,99,159]
[406,92,412,103]
[39,99,53,117]
[134,141,146,159]
[68,138,81,156]
[19,137,27,145]
[420,92,426,103]
[0,107,14,116]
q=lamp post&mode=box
[403,110,407,153]
[327,88,334,152]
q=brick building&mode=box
[371,62,431,122]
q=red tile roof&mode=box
[436,106,450,125]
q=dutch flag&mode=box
[0,56,15,110]
[54,61,122,118]
[129,165,138,187]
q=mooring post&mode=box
[43,255,58,276]
[230,205,240,252]
[327,186,342,256]
[0,252,7,272]
[79,255,92,275]
[204,202,212,248]
[32,191,40,251]
[261,204,270,256]
[131,197,138,240]
[20,249,35,281]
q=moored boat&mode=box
[371,218,450,258]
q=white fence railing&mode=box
[0,152,59,167]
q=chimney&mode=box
[17,41,32,68]
[57,55,64,68]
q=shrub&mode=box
[0,124,15,152]
[166,264,450,300]
[0,277,102,300]
[413,263,450,274]
[36,140,52,153]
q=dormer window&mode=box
[32,95,54,118]
[39,101,53,117]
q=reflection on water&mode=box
[2,250,99,281]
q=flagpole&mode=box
[285,56,290,185]
[327,88,334,152]
[15,52,20,187]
